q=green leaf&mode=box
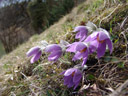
[87,74,95,80]
[110,27,112,34]
[118,62,125,68]
[114,39,119,43]
[56,40,59,44]
[46,90,52,96]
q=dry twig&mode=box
[109,80,128,96]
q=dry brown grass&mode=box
[0,0,128,95]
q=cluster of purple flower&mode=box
[26,22,113,90]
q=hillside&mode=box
[0,0,128,95]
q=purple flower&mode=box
[66,42,89,66]
[60,68,82,89]
[45,44,62,61]
[84,30,113,58]
[73,26,88,41]
[26,46,42,63]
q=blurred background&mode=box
[0,0,85,58]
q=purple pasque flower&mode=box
[73,26,88,41]
[26,46,42,63]
[45,44,62,61]
[84,29,113,58]
[66,42,89,66]
[60,68,82,89]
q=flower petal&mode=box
[74,26,88,41]
[60,71,66,75]
[45,44,61,53]
[75,42,87,52]
[73,81,80,90]
[64,75,72,85]
[98,28,110,37]
[73,69,82,83]
[26,46,40,57]
[64,68,76,76]
[66,42,79,52]
[80,35,86,41]
[82,49,88,58]
[89,40,99,54]
[72,52,83,61]
[97,42,106,58]
[84,32,98,42]
[67,77,74,88]
[81,57,88,66]
[75,31,81,38]
[75,31,87,41]
[30,50,42,63]
[73,26,87,33]
[73,49,88,61]
[106,39,113,54]
[48,51,62,61]
[98,31,110,41]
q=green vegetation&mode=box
[27,0,49,31]
[0,0,128,95]
[27,0,74,31]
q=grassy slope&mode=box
[0,0,128,95]
[0,0,94,79]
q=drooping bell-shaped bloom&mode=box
[84,29,113,58]
[73,26,88,41]
[45,44,62,61]
[66,42,89,66]
[83,32,99,54]
[60,68,82,90]
[26,46,42,63]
